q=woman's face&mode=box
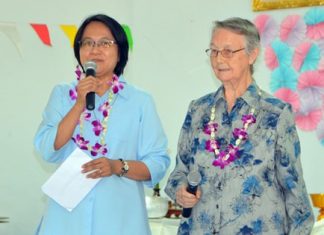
[79,21,119,79]
[209,28,258,84]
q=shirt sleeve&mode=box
[34,84,75,163]
[275,104,314,234]
[137,94,170,188]
[164,101,194,201]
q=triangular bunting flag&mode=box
[60,25,77,47]
[122,24,133,50]
[0,21,22,56]
[30,23,52,46]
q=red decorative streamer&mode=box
[30,23,51,46]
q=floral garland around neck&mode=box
[204,107,256,169]
[69,65,124,157]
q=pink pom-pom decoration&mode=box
[293,42,311,71]
[292,42,321,72]
[254,14,278,47]
[280,15,306,47]
[274,88,300,112]
[297,70,324,91]
[295,108,322,131]
[264,46,279,70]
[307,22,324,40]
[304,7,324,40]
[319,59,324,76]
[296,71,324,122]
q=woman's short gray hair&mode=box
[212,17,260,74]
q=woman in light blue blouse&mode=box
[165,17,314,234]
[34,14,170,235]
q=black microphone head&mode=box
[84,61,97,75]
[187,171,201,187]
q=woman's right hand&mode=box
[176,185,201,209]
[54,75,101,150]
[75,75,101,108]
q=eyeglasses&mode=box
[79,38,116,50]
[205,48,245,58]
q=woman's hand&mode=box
[176,185,201,208]
[82,157,119,179]
[75,75,102,108]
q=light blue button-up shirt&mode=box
[34,76,170,235]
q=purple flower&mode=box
[203,122,218,135]
[99,101,110,117]
[233,128,248,140]
[242,114,256,125]
[227,144,239,161]
[72,134,89,150]
[75,66,82,80]
[81,112,91,122]
[212,155,230,169]
[92,120,104,136]
[205,139,219,152]
[75,65,85,81]
[69,87,77,100]
[110,74,124,94]
[90,143,107,156]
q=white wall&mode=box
[0,1,323,234]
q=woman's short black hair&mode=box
[73,14,129,76]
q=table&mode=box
[149,218,180,235]
[312,220,324,235]
[150,217,324,235]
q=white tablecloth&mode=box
[150,218,324,235]
[149,218,180,235]
[312,220,324,235]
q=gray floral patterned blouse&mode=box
[165,81,314,235]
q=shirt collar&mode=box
[213,80,262,108]
[241,80,262,109]
[115,75,129,99]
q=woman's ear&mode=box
[249,47,259,65]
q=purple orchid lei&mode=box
[204,107,256,169]
[69,65,123,157]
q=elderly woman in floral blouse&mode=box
[165,17,314,235]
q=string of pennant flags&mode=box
[0,21,133,56]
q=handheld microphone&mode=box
[84,61,97,110]
[182,170,201,218]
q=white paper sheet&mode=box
[42,148,101,211]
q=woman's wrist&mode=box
[73,100,85,113]
[111,159,124,176]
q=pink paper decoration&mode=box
[297,70,324,90]
[274,88,300,112]
[280,15,306,47]
[264,46,279,70]
[292,42,312,72]
[295,109,322,131]
[307,22,324,40]
[254,14,278,47]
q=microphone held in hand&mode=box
[182,170,201,218]
[84,61,97,110]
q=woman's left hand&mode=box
[82,157,115,179]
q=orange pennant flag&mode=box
[30,24,51,46]
[60,25,77,47]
